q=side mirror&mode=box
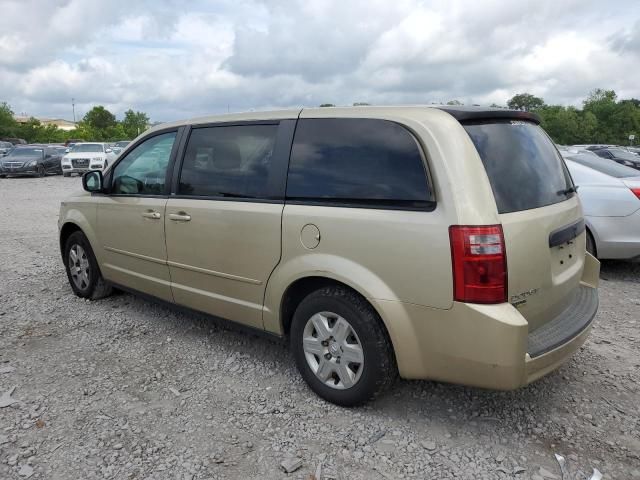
[83,171,104,193]
[65,148,70,153]
[105,148,113,153]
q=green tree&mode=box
[577,111,598,143]
[583,89,619,143]
[319,103,335,107]
[121,109,150,139]
[0,102,18,137]
[106,123,127,141]
[83,106,117,131]
[507,93,545,111]
[352,102,370,106]
[17,117,43,142]
[609,101,640,145]
[446,100,463,105]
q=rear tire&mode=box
[64,231,112,300]
[290,286,397,406]
[37,165,45,177]
[586,230,597,258]
[63,173,70,177]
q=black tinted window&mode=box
[464,121,573,214]
[112,132,176,195]
[179,125,278,199]
[286,119,431,208]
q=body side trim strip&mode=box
[167,260,262,285]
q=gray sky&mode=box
[1,0,639,122]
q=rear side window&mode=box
[568,154,640,178]
[464,121,574,214]
[179,125,278,199]
[287,118,432,209]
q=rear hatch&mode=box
[464,120,585,332]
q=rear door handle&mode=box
[169,212,191,222]
[142,210,161,220]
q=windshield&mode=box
[9,148,43,157]
[71,144,103,153]
[464,121,574,214]
[568,154,640,178]
[608,148,639,161]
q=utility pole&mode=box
[72,98,76,124]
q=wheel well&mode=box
[59,223,82,258]
[280,276,386,337]
[585,226,597,257]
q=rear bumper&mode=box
[372,255,600,390]
[588,211,640,260]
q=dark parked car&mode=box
[0,145,63,177]
[591,147,640,170]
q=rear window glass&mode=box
[287,118,432,209]
[567,154,639,178]
[464,121,574,214]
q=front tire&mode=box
[37,165,45,177]
[290,286,397,406]
[64,231,112,300]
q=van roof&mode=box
[148,105,540,134]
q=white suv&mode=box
[62,143,117,177]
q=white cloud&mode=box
[0,0,638,122]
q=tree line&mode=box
[3,88,638,146]
[503,89,639,146]
[321,89,640,146]
[0,103,150,143]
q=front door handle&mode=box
[169,212,191,222]
[142,210,161,220]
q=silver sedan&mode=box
[565,153,640,261]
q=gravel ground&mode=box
[0,175,638,480]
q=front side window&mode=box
[112,132,176,195]
[178,124,278,199]
[286,118,432,208]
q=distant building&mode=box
[14,116,77,131]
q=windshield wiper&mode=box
[558,186,578,196]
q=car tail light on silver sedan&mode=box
[631,188,640,200]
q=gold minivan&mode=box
[59,106,600,406]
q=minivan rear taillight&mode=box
[631,188,640,200]
[449,225,507,304]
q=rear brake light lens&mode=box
[449,225,507,304]
[631,188,640,200]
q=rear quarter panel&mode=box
[264,108,504,334]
